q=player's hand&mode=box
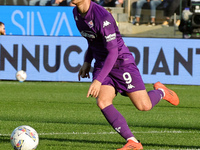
[78,62,91,81]
[87,80,101,98]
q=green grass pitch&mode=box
[0,81,200,149]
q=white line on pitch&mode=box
[1,130,199,136]
[37,130,200,135]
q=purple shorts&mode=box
[93,63,145,96]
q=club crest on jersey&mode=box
[88,20,94,28]
[103,20,111,28]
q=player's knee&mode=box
[97,102,104,110]
[97,101,107,110]
[137,103,152,111]
[96,98,112,110]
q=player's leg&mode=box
[126,82,179,110]
[118,64,164,111]
[116,89,163,150]
[154,81,179,106]
[127,89,164,111]
[114,64,163,149]
[97,85,137,144]
[127,81,180,109]
[96,85,115,110]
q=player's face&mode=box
[71,0,84,5]
[0,24,6,35]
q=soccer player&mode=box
[71,0,180,149]
[0,22,6,35]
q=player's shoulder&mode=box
[92,4,115,30]
[92,2,111,20]
[72,6,77,14]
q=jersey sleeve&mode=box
[95,14,119,83]
[84,45,93,64]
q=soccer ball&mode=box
[16,70,27,82]
[10,125,39,150]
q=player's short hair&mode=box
[0,22,4,26]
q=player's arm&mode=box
[86,47,118,98]
[78,46,93,81]
[95,15,119,83]
[87,15,118,98]
[78,62,91,81]
[95,46,118,83]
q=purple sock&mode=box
[101,104,134,140]
[148,89,164,108]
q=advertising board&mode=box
[1,36,200,85]
[0,6,80,36]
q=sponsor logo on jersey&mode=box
[105,33,116,42]
[88,20,94,28]
[103,20,111,28]
[80,31,96,39]
[127,84,135,90]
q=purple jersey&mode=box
[73,2,135,83]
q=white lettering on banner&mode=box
[37,12,47,35]
[50,12,61,36]
[0,36,200,85]
[55,12,73,36]
[11,10,73,36]
[27,12,30,35]
[11,10,26,35]
[31,12,34,35]
[26,12,35,35]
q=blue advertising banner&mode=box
[0,6,81,36]
[0,36,88,81]
[0,36,200,85]
[125,38,200,85]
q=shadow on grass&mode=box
[1,135,199,149]
[129,124,200,131]
[1,116,200,131]
[114,102,200,109]
[35,137,200,149]
[143,143,200,149]
[0,135,10,142]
